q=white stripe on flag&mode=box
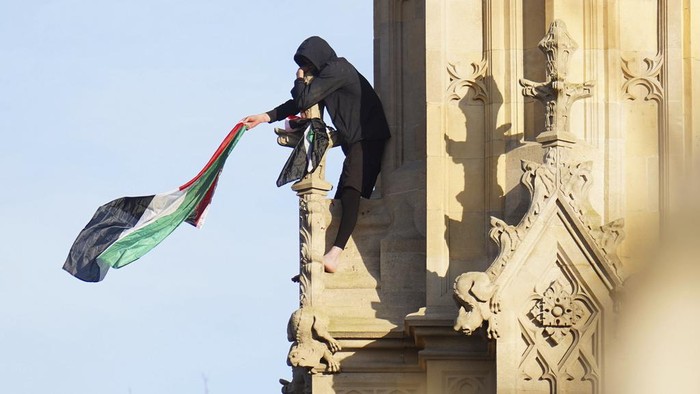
[115,189,188,242]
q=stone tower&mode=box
[279,1,700,393]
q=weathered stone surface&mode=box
[278,2,700,392]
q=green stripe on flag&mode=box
[96,127,246,269]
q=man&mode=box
[242,36,390,273]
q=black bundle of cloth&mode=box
[276,118,331,187]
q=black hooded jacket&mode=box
[266,36,390,146]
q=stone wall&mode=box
[279,1,700,393]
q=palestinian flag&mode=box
[63,123,247,282]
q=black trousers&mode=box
[332,139,386,249]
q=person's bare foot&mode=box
[323,246,343,273]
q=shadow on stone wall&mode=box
[444,76,524,277]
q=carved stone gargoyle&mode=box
[280,306,341,394]
[453,271,501,339]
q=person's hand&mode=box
[296,67,305,79]
[240,113,270,129]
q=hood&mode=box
[294,36,337,71]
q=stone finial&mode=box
[519,19,594,146]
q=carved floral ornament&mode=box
[529,280,584,345]
[621,52,664,102]
[519,271,601,389]
[446,57,488,102]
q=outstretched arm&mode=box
[240,113,270,129]
[240,98,300,129]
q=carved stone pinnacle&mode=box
[519,19,594,147]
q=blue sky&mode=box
[0,1,373,393]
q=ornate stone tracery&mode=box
[452,20,625,394]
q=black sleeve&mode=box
[291,66,346,111]
[266,99,299,123]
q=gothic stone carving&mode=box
[450,130,624,387]
[486,146,625,281]
[454,21,624,352]
[519,19,594,145]
[446,57,488,102]
[280,306,341,394]
[281,104,338,391]
[453,271,500,338]
[528,279,585,345]
[519,264,601,391]
[621,52,663,102]
[297,197,326,307]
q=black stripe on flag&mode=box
[63,195,155,282]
